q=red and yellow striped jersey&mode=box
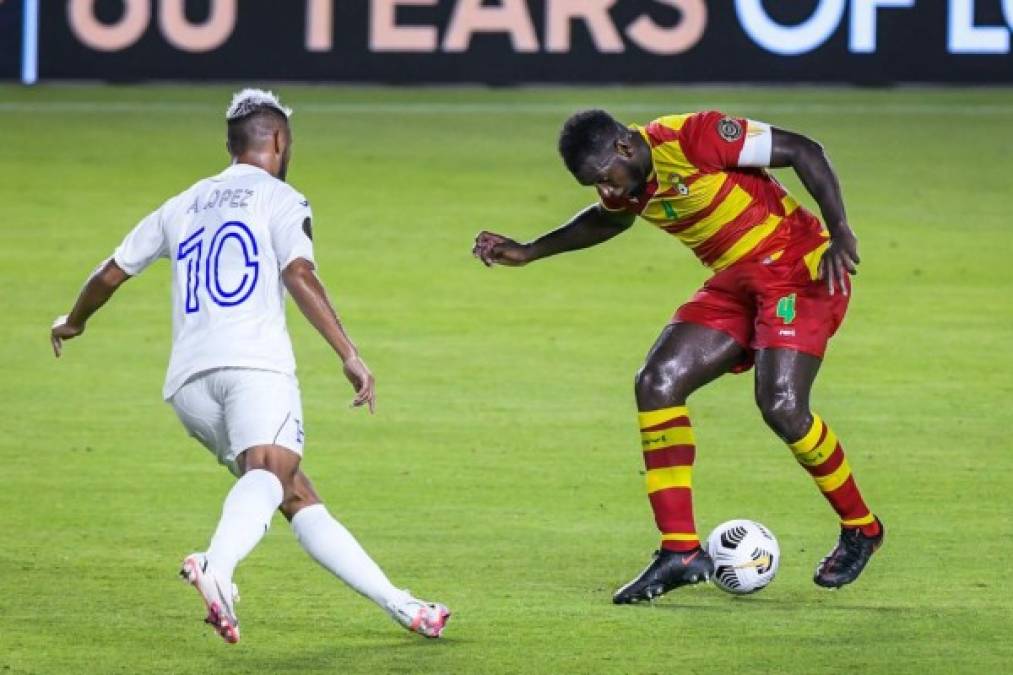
[599,111,829,274]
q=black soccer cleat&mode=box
[613,547,714,604]
[814,516,885,589]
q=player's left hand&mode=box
[819,227,860,296]
[343,355,376,414]
[50,314,84,358]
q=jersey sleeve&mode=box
[679,110,759,173]
[112,206,169,276]
[736,120,773,167]
[270,184,315,270]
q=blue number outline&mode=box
[206,221,259,307]
[176,221,260,314]
[176,227,205,314]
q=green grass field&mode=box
[1,85,1011,674]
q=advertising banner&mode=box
[8,1,1013,83]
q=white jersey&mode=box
[112,163,314,399]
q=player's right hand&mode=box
[472,231,530,267]
[50,314,84,358]
[342,355,376,414]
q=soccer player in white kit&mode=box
[50,89,450,644]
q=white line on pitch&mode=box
[0,101,1010,115]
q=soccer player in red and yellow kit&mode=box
[473,110,884,604]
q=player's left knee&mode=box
[280,486,320,521]
[278,469,321,521]
[240,444,301,482]
[757,390,811,442]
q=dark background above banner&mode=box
[0,0,23,80]
[12,0,1013,83]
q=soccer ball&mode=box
[705,519,780,595]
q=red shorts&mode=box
[674,251,849,372]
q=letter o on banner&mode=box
[734,0,846,56]
[68,0,150,52]
[159,0,237,52]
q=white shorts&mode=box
[169,368,304,475]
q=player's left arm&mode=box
[686,112,857,295]
[271,187,375,413]
[764,126,857,296]
[50,259,131,357]
[282,259,375,414]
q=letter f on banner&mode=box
[849,0,915,53]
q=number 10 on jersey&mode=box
[177,221,260,313]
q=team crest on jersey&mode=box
[669,174,690,196]
[717,117,743,142]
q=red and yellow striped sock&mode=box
[789,414,880,537]
[639,406,698,552]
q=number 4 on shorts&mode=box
[776,293,797,325]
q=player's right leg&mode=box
[613,322,746,604]
[179,444,296,644]
[279,470,450,638]
[171,369,304,644]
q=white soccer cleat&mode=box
[180,553,240,644]
[387,593,451,639]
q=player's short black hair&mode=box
[558,109,625,176]
[227,107,290,156]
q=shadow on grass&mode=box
[230,631,471,673]
[644,596,911,614]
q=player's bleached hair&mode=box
[558,109,626,177]
[226,88,293,157]
[226,88,292,121]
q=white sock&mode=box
[291,503,407,610]
[205,469,283,584]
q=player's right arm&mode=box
[50,259,131,357]
[51,204,168,357]
[472,204,634,267]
